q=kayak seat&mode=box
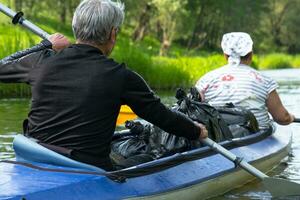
[13,134,105,172]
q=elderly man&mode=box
[0,0,207,171]
[195,32,294,130]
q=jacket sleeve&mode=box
[0,39,52,83]
[121,69,200,140]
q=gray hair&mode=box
[72,0,125,45]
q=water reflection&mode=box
[0,99,28,159]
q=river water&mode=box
[0,69,299,199]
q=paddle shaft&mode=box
[0,3,49,39]
[294,118,300,123]
[202,138,268,180]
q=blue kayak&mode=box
[0,124,292,200]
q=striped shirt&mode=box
[195,64,278,129]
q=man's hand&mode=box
[195,122,208,139]
[47,33,71,51]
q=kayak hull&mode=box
[0,125,292,200]
[129,141,289,200]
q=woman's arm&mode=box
[266,90,294,125]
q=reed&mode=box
[0,84,30,98]
[0,26,39,58]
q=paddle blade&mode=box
[263,177,300,198]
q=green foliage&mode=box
[291,56,300,68]
[2,0,300,54]
[258,54,293,69]
[1,0,300,96]
[1,24,299,94]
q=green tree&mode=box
[282,2,300,53]
[183,0,268,52]
[152,0,186,56]
[132,2,154,41]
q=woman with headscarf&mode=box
[195,32,294,130]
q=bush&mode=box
[291,55,300,68]
[258,54,293,69]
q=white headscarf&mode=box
[221,32,253,66]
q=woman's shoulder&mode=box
[239,64,277,85]
[202,65,229,77]
[197,65,234,84]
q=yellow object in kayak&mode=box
[116,105,137,125]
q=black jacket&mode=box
[0,42,200,169]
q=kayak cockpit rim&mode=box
[110,127,273,178]
[3,127,274,181]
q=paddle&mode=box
[294,118,300,123]
[202,137,300,198]
[0,3,49,39]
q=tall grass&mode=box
[0,26,38,97]
[0,26,40,58]
[0,84,30,97]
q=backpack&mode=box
[175,88,233,142]
[216,103,259,137]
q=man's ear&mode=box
[110,28,117,44]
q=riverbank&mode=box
[1,20,300,91]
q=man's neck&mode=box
[76,40,110,56]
